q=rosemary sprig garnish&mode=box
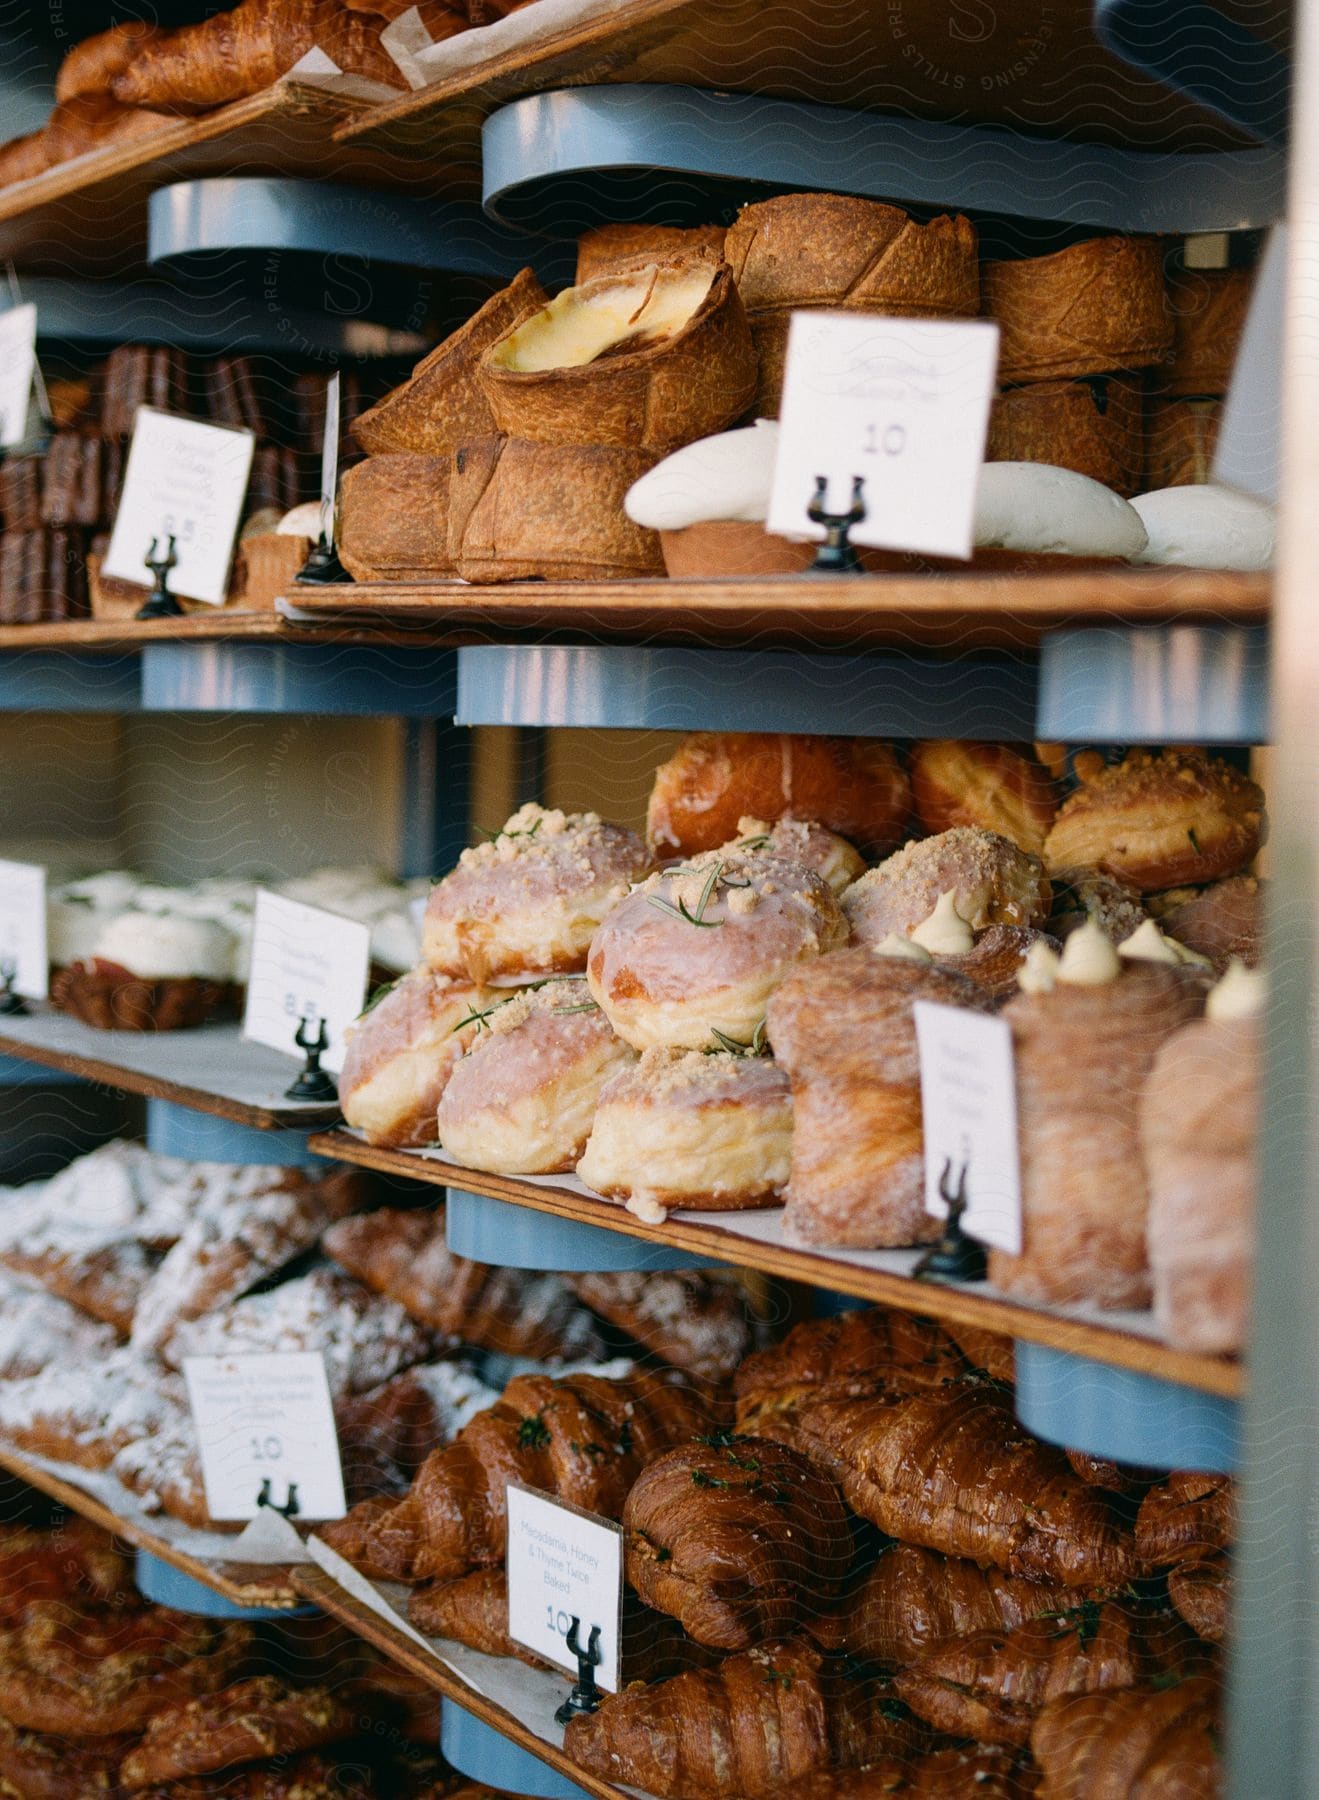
[358,975,402,1019]
[476,816,542,842]
[708,1019,768,1057]
[517,1415,550,1449]
[645,859,726,929]
[450,1002,499,1035]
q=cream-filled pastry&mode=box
[577,1047,793,1219]
[50,910,237,1032]
[721,816,866,896]
[340,967,495,1149]
[587,847,849,1052]
[423,803,654,985]
[437,984,636,1175]
[844,826,1051,947]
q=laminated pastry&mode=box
[969,462,1148,561]
[931,920,1062,1003]
[941,1320,1016,1384]
[587,847,848,1054]
[336,453,453,581]
[843,825,1050,945]
[0,528,90,623]
[1145,395,1221,488]
[721,816,866,897]
[1161,875,1262,968]
[765,948,994,1248]
[982,237,1172,382]
[1162,265,1253,396]
[812,1542,1076,1666]
[352,268,547,455]
[576,1047,793,1218]
[110,0,405,110]
[335,1360,502,1495]
[318,1494,424,1584]
[749,1378,1141,1589]
[423,803,653,983]
[1029,1675,1221,1798]
[0,1274,120,1378]
[449,434,664,581]
[648,733,911,861]
[436,985,637,1176]
[908,742,1058,855]
[566,1269,752,1383]
[1141,962,1261,1352]
[339,969,496,1148]
[478,258,757,451]
[576,222,728,285]
[1135,1471,1233,1570]
[50,909,236,1030]
[1066,1450,1158,1498]
[118,1677,355,1789]
[1048,866,1150,945]
[1043,749,1266,892]
[408,1368,722,1578]
[623,1436,852,1649]
[755,1746,1038,1800]
[0,1347,189,1470]
[563,1637,926,1798]
[56,22,169,101]
[322,1207,603,1361]
[987,376,1145,495]
[0,1517,131,1623]
[1168,1553,1230,1643]
[100,344,193,438]
[734,1307,969,1418]
[1130,482,1275,570]
[0,456,41,531]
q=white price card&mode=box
[767,313,1000,559]
[0,304,37,449]
[243,890,370,1075]
[0,859,46,1000]
[102,407,255,605]
[913,1000,1022,1255]
[506,1482,624,1693]
[184,1351,346,1523]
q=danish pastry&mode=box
[577,1047,792,1216]
[436,985,636,1175]
[908,741,1058,854]
[339,968,495,1148]
[843,827,1051,946]
[588,848,848,1053]
[423,803,652,984]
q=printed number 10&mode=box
[863,423,907,456]
[250,1435,283,1462]
[546,1605,572,1638]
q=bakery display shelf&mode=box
[0,1442,302,1611]
[333,0,1261,161]
[0,1011,340,1130]
[307,1132,1243,1401]
[273,569,1271,655]
[0,612,460,654]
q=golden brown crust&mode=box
[336,453,453,582]
[576,222,728,285]
[648,733,911,861]
[733,1307,967,1413]
[1029,1676,1220,1799]
[119,1677,354,1789]
[1043,749,1265,891]
[1167,1555,1230,1644]
[339,970,492,1148]
[1145,396,1222,488]
[939,924,1060,1002]
[909,742,1059,854]
[318,1494,423,1584]
[984,236,1171,382]
[755,1746,1039,1799]
[566,1269,753,1383]
[843,827,1052,944]
[1160,875,1262,969]
[0,1519,132,1625]
[56,22,168,101]
[1161,266,1253,396]
[1135,1472,1233,1568]
[353,269,548,455]
[0,1716,134,1800]
[989,376,1145,495]
[1065,1450,1158,1498]
[50,964,230,1032]
[942,1321,1016,1384]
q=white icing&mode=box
[1056,919,1121,986]
[47,897,117,968]
[1129,484,1275,570]
[1016,938,1061,995]
[91,910,236,982]
[909,889,975,955]
[1118,918,1183,966]
[872,932,933,964]
[974,462,1148,557]
[1206,957,1267,1021]
[625,419,780,530]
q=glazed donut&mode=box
[647,732,911,859]
[587,848,849,1052]
[422,803,654,984]
[577,1047,793,1219]
[843,827,1051,946]
[908,741,1058,855]
[1043,749,1265,892]
[721,816,866,895]
[436,984,636,1175]
[339,967,494,1149]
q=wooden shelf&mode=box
[308,1132,1244,1400]
[0,1011,340,1129]
[0,611,462,653]
[275,568,1271,655]
[333,0,1256,163]
[0,1443,301,1610]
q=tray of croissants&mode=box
[338,729,1265,1359]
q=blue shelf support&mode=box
[1014,1342,1238,1474]
[442,1698,590,1800]
[445,1189,716,1273]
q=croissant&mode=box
[1167,1555,1230,1644]
[563,1638,927,1798]
[317,1493,424,1583]
[566,1270,752,1385]
[755,1746,1038,1798]
[111,0,403,111]
[56,22,168,102]
[811,1541,1078,1665]
[895,1600,1206,1747]
[118,1677,354,1788]
[1066,1450,1158,1499]
[941,1321,1016,1384]
[751,1380,1141,1589]
[1029,1675,1220,1798]
[733,1307,968,1424]
[1135,1472,1233,1568]
[411,1370,725,1579]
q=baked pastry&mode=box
[624,1435,851,1650]
[1145,395,1221,488]
[588,847,848,1054]
[1160,875,1262,969]
[339,969,495,1148]
[409,1368,722,1578]
[0,1713,138,1798]
[1049,866,1150,945]
[567,1269,753,1383]
[843,826,1050,946]
[336,1360,502,1495]
[990,925,1205,1307]
[577,1047,793,1218]
[436,984,635,1175]
[718,817,865,897]
[0,1518,131,1624]
[576,222,728,284]
[118,1678,353,1789]
[983,237,1171,382]
[100,345,193,438]
[423,804,653,983]
[647,734,911,861]
[942,1321,1016,1384]
[0,528,91,623]
[1044,748,1265,892]
[51,910,236,1031]
[765,947,993,1248]
[323,1208,602,1360]
[734,1307,967,1420]
[40,433,117,528]
[1141,960,1261,1352]
[319,1494,424,1584]
[812,1541,1076,1666]
[1130,480,1275,569]
[1135,1471,1233,1568]
[1168,1554,1230,1644]
[337,454,453,581]
[908,742,1058,855]
[0,457,41,531]
[1029,1675,1220,1798]
[56,21,169,100]
[988,376,1145,495]
[0,1274,120,1378]
[1066,1450,1158,1497]
[478,258,757,451]
[755,1746,1037,1799]
[447,434,664,581]
[1162,265,1253,396]
[563,1637,926,1797]
[353,268,548,455]
[128,1749,378,1797]
[751,1379,1141,1589]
